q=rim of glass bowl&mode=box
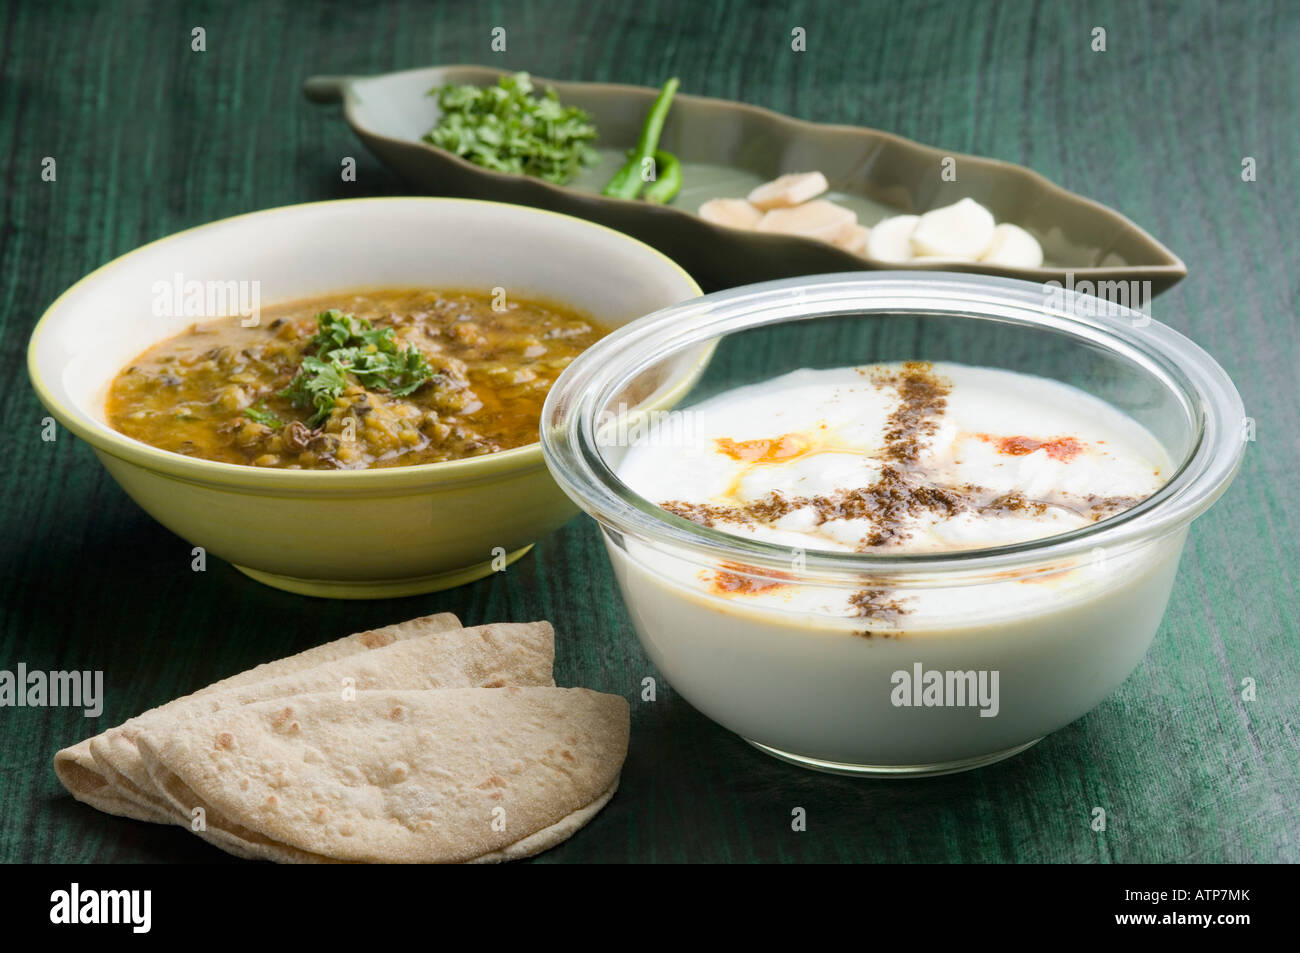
[541,272,1245,583]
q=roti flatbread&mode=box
[88,621,555,824]
[137,686,629,863]
[53,612,462,822]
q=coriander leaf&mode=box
[278,311,434,426]
[243,401,283,429]
[424,72,598,185]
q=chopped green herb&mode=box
[424,72,598,185]
[243,402,282,429]
[279,311,434,426]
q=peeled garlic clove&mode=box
[698,198,764,230]
[837,224,870,255]
[755,200,856,244]
[910,198,996,260]
[747,172,830,210]
[979,223,1044,268]
[866,215,921,262]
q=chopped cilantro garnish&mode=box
[424,72,598,185]
[279,310,433,426]
[243,401,282,429]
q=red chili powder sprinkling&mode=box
[1018,569,1072,585]
[980,433,1085,462]
[715,433,811,464]
[710,561,792,596]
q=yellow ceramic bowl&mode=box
[28,198,704,598]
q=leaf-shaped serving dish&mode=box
[305,65,1186,294]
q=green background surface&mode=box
[1,0,1296,863]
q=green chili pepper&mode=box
[642,151,682,204]
[602,77,680,199]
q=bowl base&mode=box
[233,545,534,599]
[743,737,1043,778]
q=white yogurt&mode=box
[618,362,1168,617]
[608,362,1179,770]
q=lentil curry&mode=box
[107,288,609,469]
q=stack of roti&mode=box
[54,613,629,863]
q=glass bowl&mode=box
[541,273,1245,777]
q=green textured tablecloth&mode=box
[1,0,1295,863]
